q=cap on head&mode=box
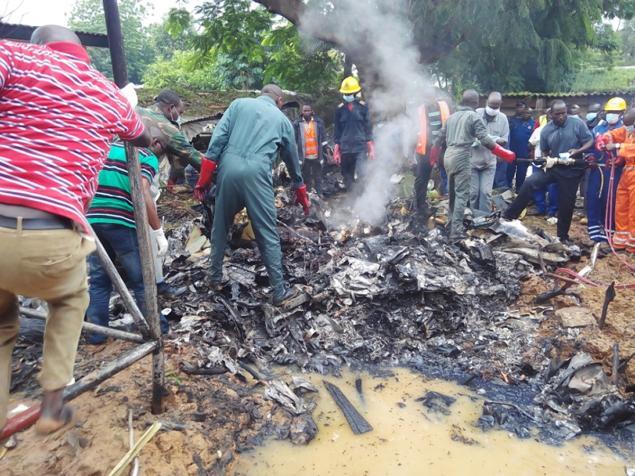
[154,89,181,107]
[604,97,627,112]
[339,76,361,95]
[31,25,81,45]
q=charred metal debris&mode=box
[15,186,635,449]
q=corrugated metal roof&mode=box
[501,91,634,97]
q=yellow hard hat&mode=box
[604,97,627,111]
[339,76,361,95]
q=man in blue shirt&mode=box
[507,105,535,191]
[585,97,626,242]
[504,100,594,242]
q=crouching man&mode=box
[86,119,170,344]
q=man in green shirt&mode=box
[194,85,310,306]
[138,89,203,190]
[86,120,169,344]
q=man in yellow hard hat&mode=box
[333,76,374,192]
[585,96,627,242]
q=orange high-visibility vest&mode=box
[303,120,319,158]
[415,100,450,155]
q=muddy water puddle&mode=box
[236,368,630,475]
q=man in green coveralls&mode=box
[138,89,203,190]
[194,85,310,306]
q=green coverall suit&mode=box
[205,95,304,300]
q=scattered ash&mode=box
[11,187,634,455]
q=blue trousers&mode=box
[87,224,167,344]
[532,165,559,216]
[506,160,530,191]
[494,159,508,189]
[585,166,623,242]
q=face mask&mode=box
[169,106,182,127]
[586,112,597,122]
[626,125,635,134]
[343,94,355,103]
[606,113,620,125]
[485,106,499,116]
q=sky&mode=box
[2,0,198,27]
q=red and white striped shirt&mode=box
[0,40,144,233]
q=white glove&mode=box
[119,83,138,108]
[152,227,168,257]
[545,157,558,169]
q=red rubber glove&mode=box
[584,154,599,169]
[295,184,310,216]
[595,134,609,151]
[193,158,217,202]
[166,178,176,193]
[333,144,341,165]
[491,144,516,164]
[367,141,375,161]
[429,146,441,167]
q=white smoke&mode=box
[301,0,436,225]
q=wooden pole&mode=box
[124,142,164,414]
[0,341,157,440]
[20,308,144,343]
[92,234,151,338]
[64,341,158,401]
[103,0,164,414]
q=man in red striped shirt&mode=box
[0,25,150,435]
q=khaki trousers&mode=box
[0,224,95,429]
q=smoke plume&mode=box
[301,0,436,225]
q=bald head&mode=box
[31,25,81,45]
[623,108,635,127]
[261,84,284,109]
[461,89,479,109]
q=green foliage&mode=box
[416,0,616,92]
[165,1,342,93]
[618,19,635,65]
[67,0,155,83]
[143,50,221,90]
[262,25,342,93]
[570,66,635,91]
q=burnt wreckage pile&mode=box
[156,190,634,443]
[165,194,527,373]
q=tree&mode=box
[67,0,155,83]
[165,1,342,92]
[253,0,634,92]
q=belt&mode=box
[0,215,74,230]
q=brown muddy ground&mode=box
[2,196,633,475]
[519,213,635,383]
[1,340,295,475]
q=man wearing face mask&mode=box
[598,108,635,251]
[333,76,374,192]
[294,104,326,196]
[470,92,510,212]
[437,90,515,242]
[483,94,511,190]
[138,89,203,191]
[507,104,536,191]
[193,85,309,307]
[585,103,603,131]
[585,97,626,242]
